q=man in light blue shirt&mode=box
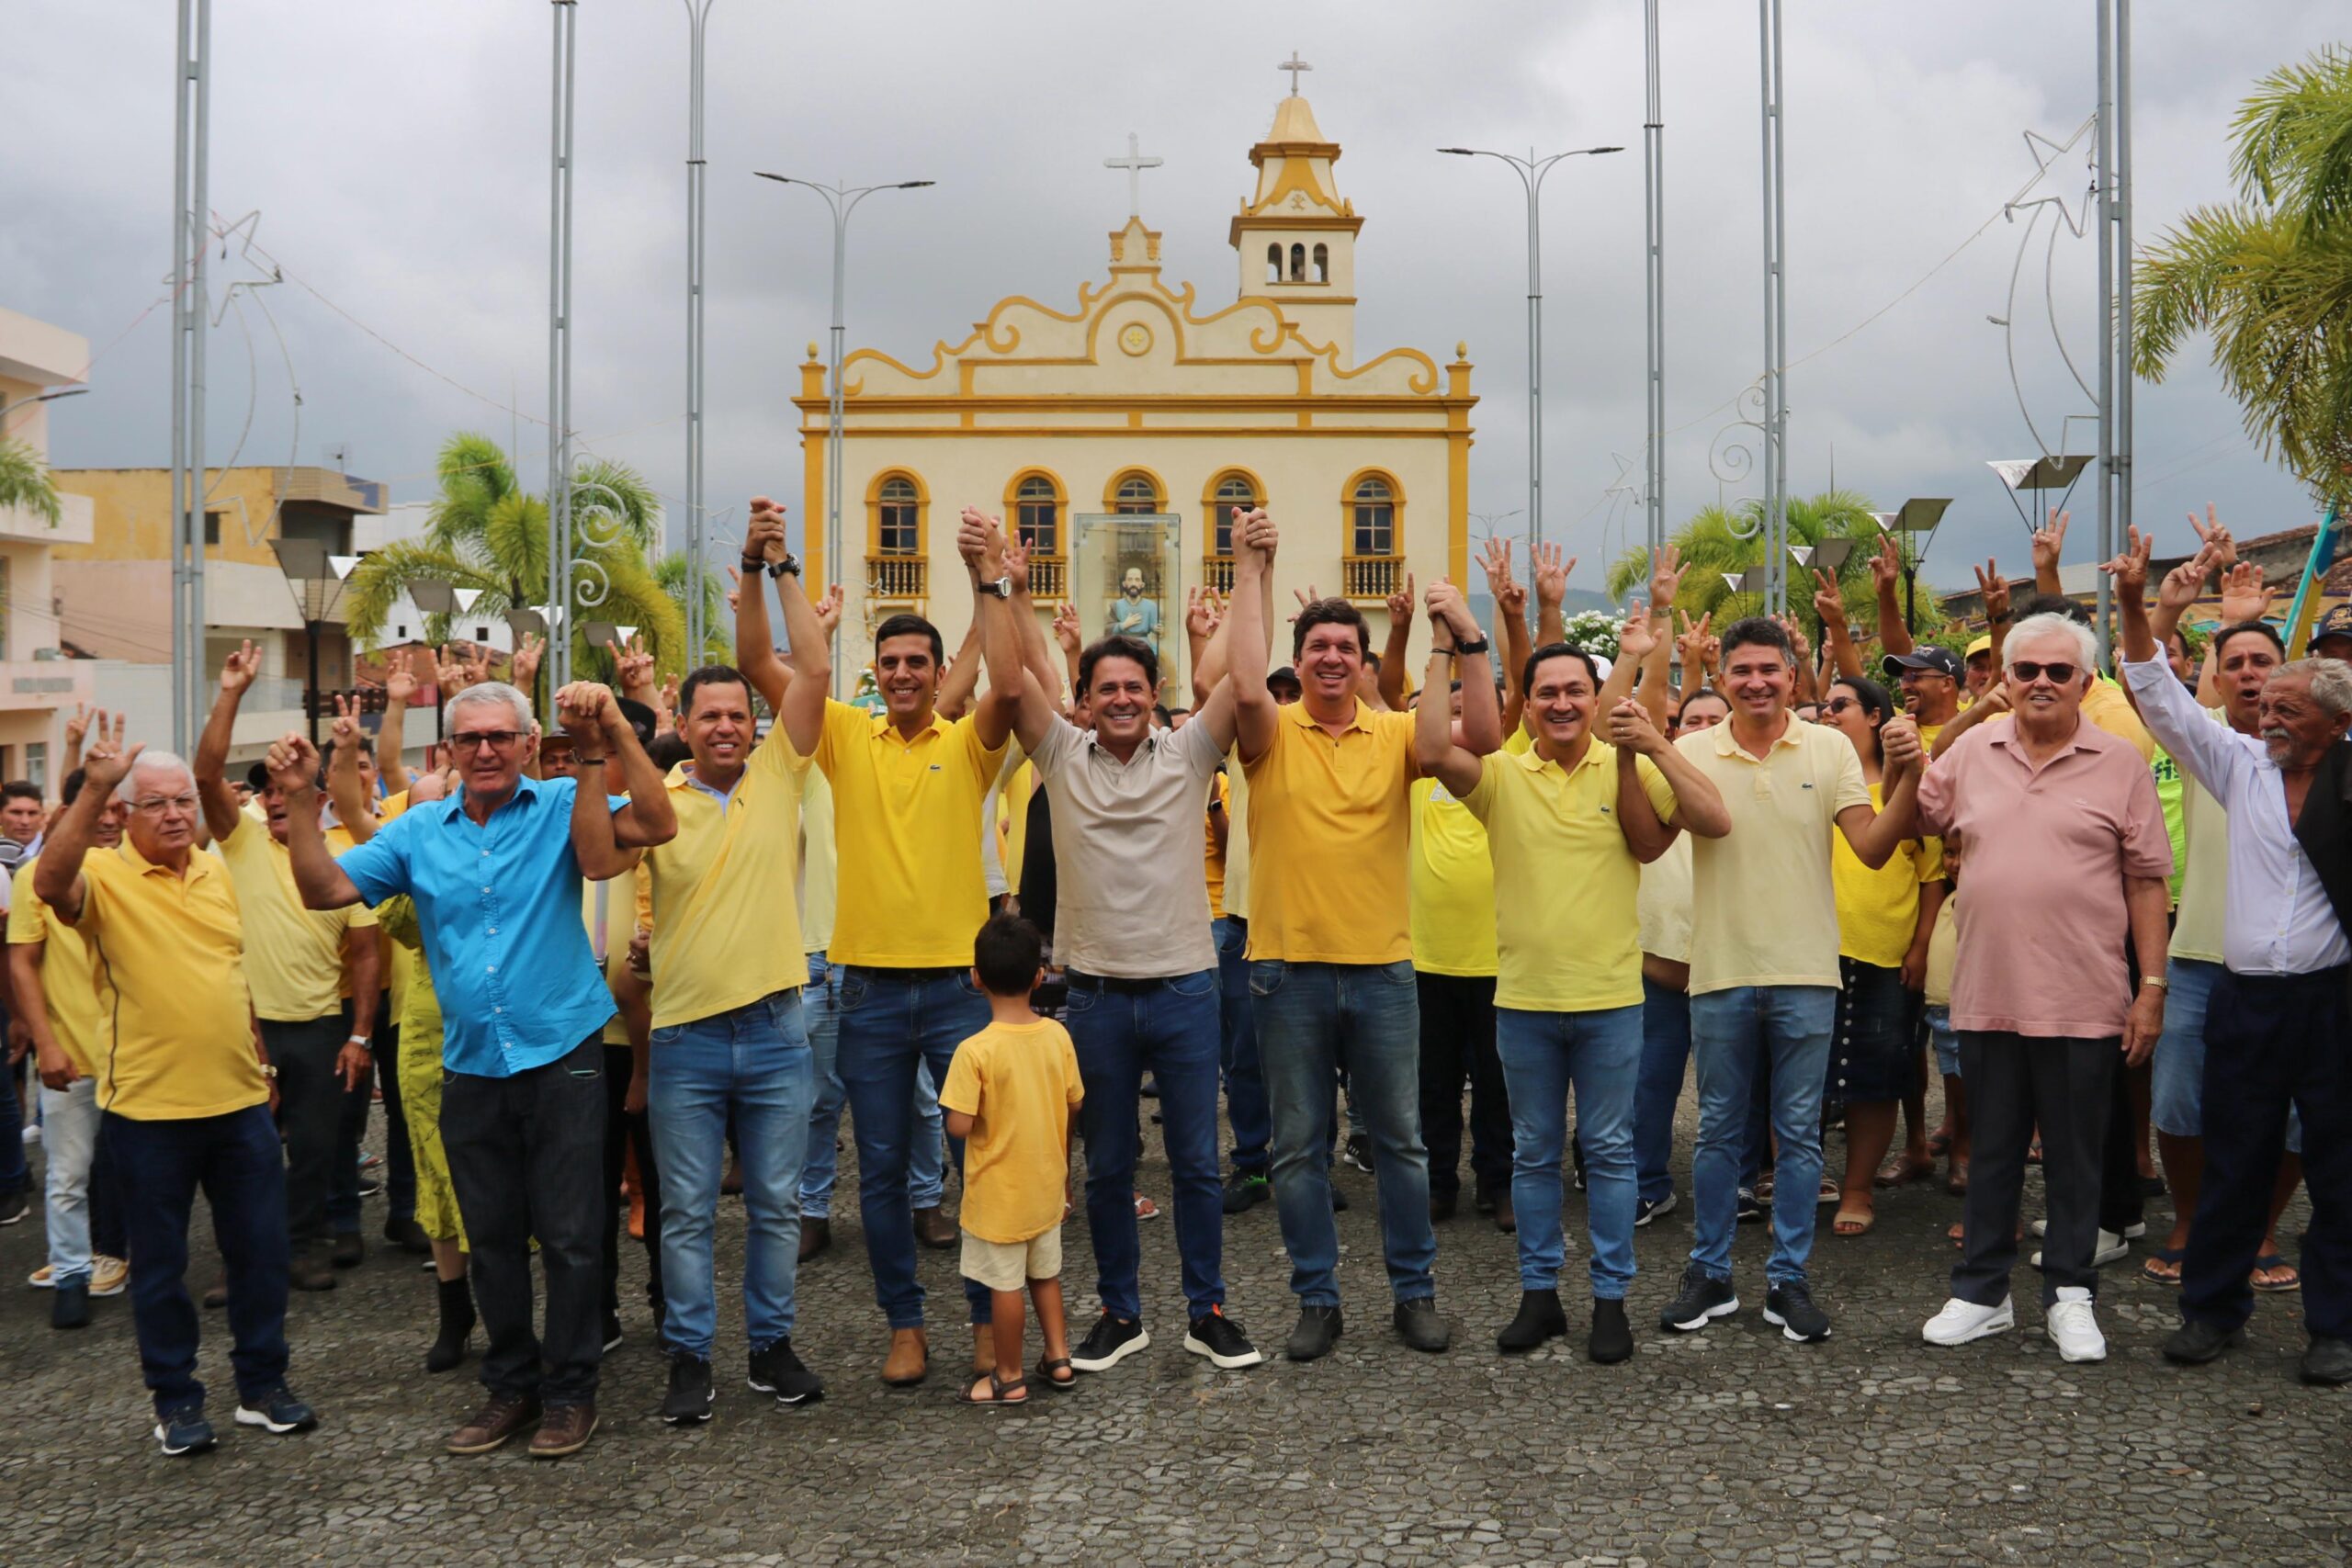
[277,678,674,1460]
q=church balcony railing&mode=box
[1024,556,1067,602]
[1200,556,1236,595]
[865,554,928,602]
[1341,555,1405,602]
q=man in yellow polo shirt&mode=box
[767,492,1017,1387]
[1623,616,1923,1348]
[197,645,379,1291]
[1230,510,1487,1362]
[37,739,320,1457]
[1419,592,1730,1364]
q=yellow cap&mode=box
[1965,636,1992,659]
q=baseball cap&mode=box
[1965,636,1992,660]
[1268,665,1302,691]
[2313,605,2352,645]
[616,697,659,748]
[1880,646,1962,680]
[245,760,272,793]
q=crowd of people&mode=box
[4,496,2344,1458]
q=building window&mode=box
[1350,474,1397,557]
[395,623,409,640]
[1289,243,1306,282]
[1014,474,1060,558]
[1265,243,1282,283]
[475,626,491,643]
[1312,243,1329,283]
[204,509,223,547]
[1207,473,1258,556]
[1111,473,1161,514]
[876,475,922,553]
[25,742,46,797]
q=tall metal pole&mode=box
[547,0,578,692]
[1643,0,1666,555]
[2114,0,2134,626]
[2094,0,2115,665]
[682,2,715,663]
[170,0,212,753]
[1758,0,1790,613]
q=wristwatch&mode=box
[978,576,1014,599]
[346,1034,371,1048]
[739,555,766,574]
[768,553,803,579]
[1453,636,1491,656]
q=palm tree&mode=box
[343,433,684,676]
[0,438,62,526]
[2137,47,2352,505]
[1605,490,1889,626]
[654,549,731,667]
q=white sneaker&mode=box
[26,1263,53,1289]
[2030,1228,2128,1269]
[1922,1295,2015,1347]
[2031,1218,2144,1242]
[21,1124,39,1146]
[2045,1289,2107,1362]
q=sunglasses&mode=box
[449,729,527,753]
[1822,696,1862,716]
[2009,660,2078,685]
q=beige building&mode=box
[0,307,96,790]
[794,89,1476,692]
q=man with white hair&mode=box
[1917,609,2173,1364]
[2114,529,2352,1385]
[34,738,319,1457]
[277,679,676,1460]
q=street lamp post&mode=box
[752,173,934,697]
[0,387,90,434]
[1438,143,1623,549]
[271,539,359,746]
[680,1,717,663]
[1871,499,1952,632]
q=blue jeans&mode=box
[650,989,814,1359]
[40,1077,103,1287]
[836,967,991,1328]
[801,953,946,1217]
[1495,1004,1643,1298]
[1689,985,1837,1287]
[1214,918,1271,1174]
[1066,969,1226,1321]
[106,1104,290,1414]
[1250,959,1434,1306]
[1635,977,1767,1204]
[2152,956,2220,1138]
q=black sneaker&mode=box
[2300,1336,2352,1385]
[233,1382,319,1435]
[1658,1264,1739,1333]
[1069,1312,1150,1372]
[749,1338,824,1405]
[1343,1134,1374,1173]
[1221,1168,1270,1214]
[1735,1187,1765,1224]
[356,1177,384,1200]
[662,1353,714,1425]
[153,1403,217,1456]
[2162,1318,2245,1365]
[1589,1298,1634,1364]
[330,1231,365,1269]
[1285,1303,1343,1361]
[0,1190,28,1225]
[1496,1288,1566,1354]
[51,1279,92,1330]
[1393,1297,1452,1353]
[1182,1306,1264,1369]
[1635,1192,1678,1228]
[1763,1280,1833,1343]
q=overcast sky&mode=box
[6,1,2344,597]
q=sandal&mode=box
[2139,1247,2185,1287]
[1754,1172,1775,1203]
[958,1370,1030,1407]
[1816,1175,1842,1206]
[1875,1154,1933,1189]
[2251,1253,2302,1293]
[1947,1220,1965,1248]
[1945,1158,1970,1197]
[1927,1130,1953,1157]
[1035,1355,1077,1391]
[2026,1139,2042,1167]
[1832,1207,1875,1238]
[1134,1192,1161,1221]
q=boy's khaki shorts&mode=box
[961,1225,1062,1292]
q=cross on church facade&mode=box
[1103,131,1163,218]
[1279,51,1311,95]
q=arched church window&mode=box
[1312,243,1329,283]
[1266,243,1282,283]
[876,476,921,554]
[1113,473,1161,514]
[1288,243,1306,283]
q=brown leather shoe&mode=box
[881,1326,928,1386]
[912,1204,957,1250]
[201,1273,230,1310]
[289,1247,337,1292]
[1492,1189,1517,1235]
[971,1324,998,1376]
[527,1402,597,1459]
[798,1217,831,1262]
[446,1392,542,1456]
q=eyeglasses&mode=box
[1822,696,1861,716]
[130,794,199,816]
[448,730,526,754]
[2010,661,2078,684]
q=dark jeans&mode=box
[0,1034,28,1196]
[442,1034,609,1407]
[1416,971,1510,1201]
[368,1013,415,1224]
[1634,976,1767,1205]
[1955,1032,2115,1308]
[266,1014,355,1251]
[2183,967,2352,1341]
[106,1104,289,1414]
[1067,969,1225,1321]
[1214,917,1270,1175]
[601,1043,664,1326]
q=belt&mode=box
[1066,970,1168,995]
[844,965,966,983]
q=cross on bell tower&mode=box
[1279,51,1311,96]
[1103,131,1163,219]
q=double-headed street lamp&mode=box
[1871,498,1952,632]
[1438,144,1623,549]
[752,172,933,696]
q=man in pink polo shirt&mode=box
[1913,611,2173,1365]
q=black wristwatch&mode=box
[768,553,803,579]
[1453,636,1491,656]
[739,555,765,575]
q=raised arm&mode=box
[1477,540,1532,739]
[774,540,834,758]
[956,508,1021,750]
[554,682,674,872]
[61,703,93,782]
[735,497,797,714]
[376,654,416,797]
[1871,533,1914,657]
[1836,716,1925,869]
[1376,571,1416,712]
[33,735,145,925]
[965,507,1054,755]
[2030,508,2069,597]
[1815,571,1864,681]
[1002,531,1068,715]
[324,696,379,843]
[1228,509,1280,764]
[194,639,262,843]
[933,609,984,724]
[267,735,368,910]
[1413,587,1485,797]
[1532,543,1575,649]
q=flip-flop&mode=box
[1832,1208,1874,1237]
[2251,1253,2302,1293]
[1928,1131,1953,1157]
[1947,1221,1966,1248]
[2139,1247,2186,1287]
[1945,1160,1970,1197]
[2026,1140,2043,1167]
[1875,1156,1933,1189]
[958,1371,1030,1407]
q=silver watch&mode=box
[978,576,1014,599]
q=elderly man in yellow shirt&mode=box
[37,739,320,1457]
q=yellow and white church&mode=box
[794,82,1476,690]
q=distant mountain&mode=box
[1466,587,1624,629]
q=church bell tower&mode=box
[1229,54,1361,361]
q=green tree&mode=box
[343,434,684,677]
[0,438,62,526]
[654,549,732,667]
[1605,490,1887,626]
[2137,46,2352,504]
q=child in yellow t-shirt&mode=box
[938,913,1085,1406]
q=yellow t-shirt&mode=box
[1408,777,1498,978]
[2168,706,2233,964]
[1674,716,1872,995]
[1242,700,1419,964]
[643,727,810,1028]
[1462,740,1674,1011]
[1204,771,1230,922]
[216,813,375,1022]
[1924,894,1959,1008]
[1636,835,1694,965]
[935,1017,1085,1245]
[75,841,267,1120]
[800,768,835,956]
[1831,782,1945,969]
[1223,744,1251,924]
[10,857,100,1077]
[817,700,1006,967]
[592,864,647,1048]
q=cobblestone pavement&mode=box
[4,1091,2347,1567]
